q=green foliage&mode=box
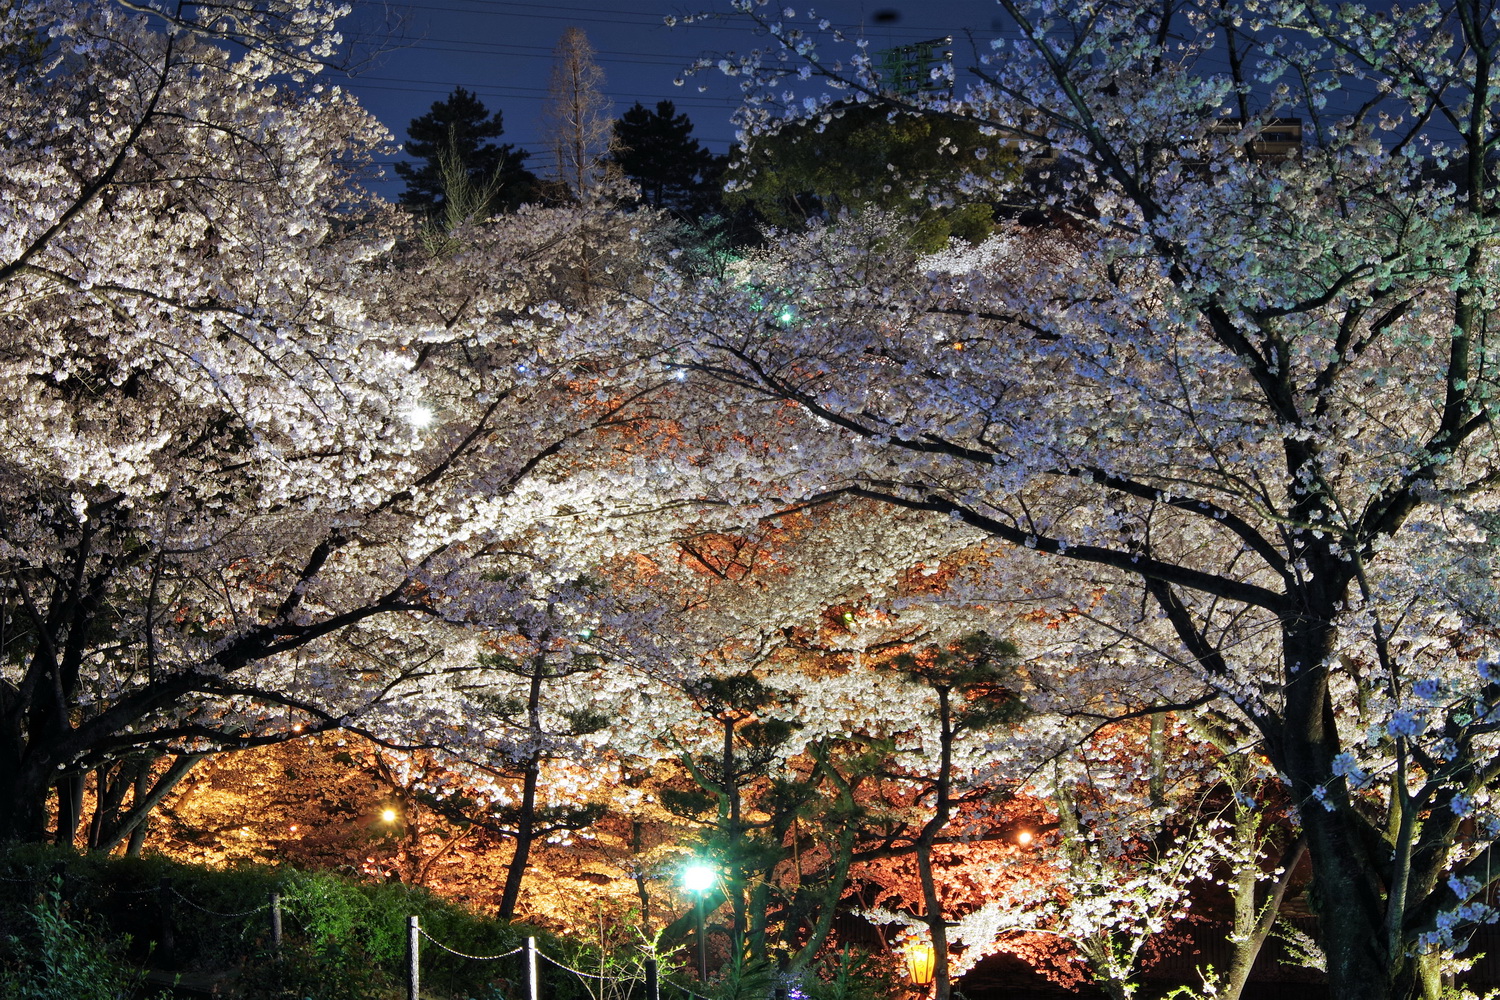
[659,785,716,818]
[799,949,901,1000]
[708,955,780,1000]
[887,632,1028,733]
[1160,965,1222,1000]
[0,845,568,1000]
[0,887,159,1000]
[687,672,782,715]
[234,936,386,1000]
[725,103,1015,252]
[560,903,679,1000]
[396,86,537,219]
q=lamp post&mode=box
[682,862,715,981]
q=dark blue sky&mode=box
[335,0,1012,194]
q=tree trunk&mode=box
[915,841,951,1000]
[498,658,548,919]
[0,755,53,843]
[1278,618,1394,999]
[497,755,538,919]
[55,772,83,847]
[915,686,955,1000]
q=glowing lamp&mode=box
[381,808,398,823]
[406,405,435,429]
[904,941,936,985]
[681,862,716,893]
[1016,830,1033,846]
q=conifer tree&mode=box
[395,86,536,218]
[611,100,724,221]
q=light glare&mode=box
[682,862,715,892]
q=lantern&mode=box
[904,940,936,986]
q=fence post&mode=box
[408,915,421,1000]
[269,890,282,954]
[645,957,660,1000]
[157,877,175,967]
[526,935,540,1000]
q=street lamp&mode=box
[682,862,715,981]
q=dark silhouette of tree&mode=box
[725,101,1015,251]
[395,86,537,219]
[611,100,725,221]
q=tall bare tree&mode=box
[541,27,614,203]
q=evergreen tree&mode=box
[610,100,725,221]
[725,101,1015,252]
[395,86,536,219]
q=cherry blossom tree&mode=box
[618,0,1500,995]
[0,0,678,848]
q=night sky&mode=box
[334,0,1014,196]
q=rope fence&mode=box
[540,950,617,980]
[2,866,718,1000]
[416,926,523,962]
[170,884,271,919]
[0,868,287,968]
[404,924,715,1000]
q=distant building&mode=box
[876,36,953,97]
[1209,117,1303,162]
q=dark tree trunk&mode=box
[0,755,54,843]
[1278,615,1395,1000]
[498,658,548,920]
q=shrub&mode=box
[0,885,161,1000]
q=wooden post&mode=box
[645,957,660,1000]
[526,935,540,1000]
[269,891,282,954]
[157,877,175,967]
[407,915,420,1000]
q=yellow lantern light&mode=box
[904,940,936,986]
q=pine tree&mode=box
[395,86,537,219]
[610,100,724,221]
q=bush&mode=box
[800,950,901,1000]
[0,844,573,1000]
[0,885,160,1000]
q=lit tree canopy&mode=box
[601,0,1500,996]
[0,0,676,848]
[724,101,1014,251]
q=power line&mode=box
[345,77,741,109]
[380,0,1011,43]
[383,39,696,64]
